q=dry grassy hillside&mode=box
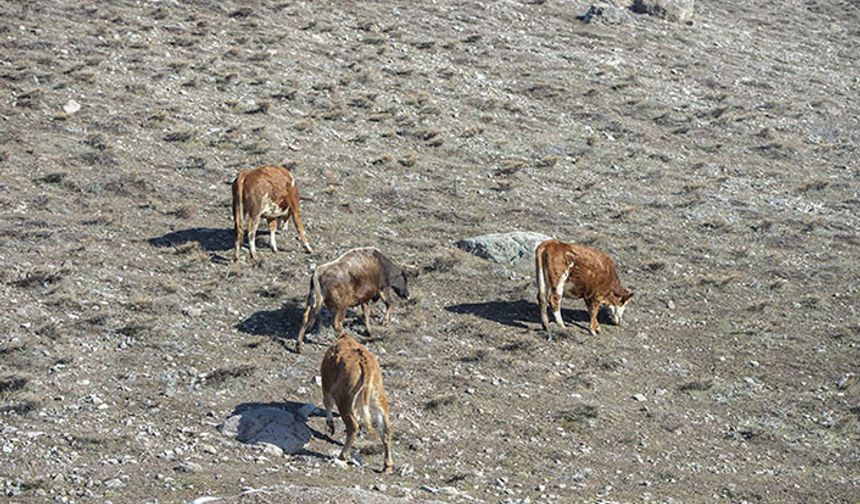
[1,0,859,502]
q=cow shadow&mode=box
[235,301,306,351]
[148,227,233,252]
[445,299,590,330]
[225,400,335,459]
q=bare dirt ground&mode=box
[1,0,859,502]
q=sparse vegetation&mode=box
[0,0,857,502]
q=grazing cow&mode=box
[321,332,393,473]
[232,164,313,262]
[535,239,633,339]
[296,247,414,353]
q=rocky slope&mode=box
[1,0,859,502]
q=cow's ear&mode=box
[564,251,576,265]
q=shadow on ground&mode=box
[235,302,306,350]
[445,299,591,330]
[148,227,233,251]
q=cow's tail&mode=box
[296,269,322,352]
[535,244,546,303]
[307,270,320,309]
[354,362,376,435]
[231,174,245,261]
[232,176,244,229]
[535,243,550,332]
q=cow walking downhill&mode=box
[320,332,394,473]
[232,164,313,263]
[535,239,633,339]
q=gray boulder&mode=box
[456,232,551,265]
[219,406,312,455]
[632,0,695,22]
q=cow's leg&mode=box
[362,303,373,337]
[288,193,313,254]
[372,393,393,473]
[247,215,261,262]
[538,284,551,334]
[324,391,335,435]
[550,292,564,328]
[337,399,359,462]
[233,217,244,263]
[267,218,278,252]
[380,289,392,325]
[552,270,571,328]
[333,308,346,336]
[587,298,601,336]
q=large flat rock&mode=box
[219,406,312,455]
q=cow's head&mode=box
[606,288,634,325]
[390,265,418,300]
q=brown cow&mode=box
[321,332,393,473]
[535,239,633,339]
[232,165,313,262]
[296,247,415,353]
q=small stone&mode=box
[666,299,676,310]
[200,444,217,455]
[183,307,202,318]
[633,393,647,402]
[104,478,125,489]
[258,442,283,457]
[63,99,81,115]
[749,360,760,367]
[312,376,322,387]
[174,461,202,473]
[837,372,855,390]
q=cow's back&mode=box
[321,335,363,396]
[564,244,620,299]
[234,166,292,211]
[318,248,384,308]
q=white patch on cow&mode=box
[552,263,574,327]
[555,266,571,299]
[260,193,290,218]
[269,230,278,252]
[607,304,626,325]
